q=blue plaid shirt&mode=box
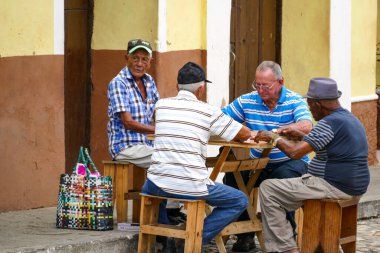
[107,67,160,158]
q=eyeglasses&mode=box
[251,80,278,91]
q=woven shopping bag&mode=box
[56,147,113,230]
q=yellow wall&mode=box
[281,0,330,95]
[0,0,54,57]
[166,0,206,51]
[351,0,377,96]
[377,0,380,87]
[92,0,158,50]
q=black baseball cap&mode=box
[127,39,152,55]
[177,62,212,85]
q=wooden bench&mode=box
[103,160,146,223]
[138,194,205,253]
[301,197,360,253]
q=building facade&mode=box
[0,0,378,211]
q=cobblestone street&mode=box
[203,217,380,253]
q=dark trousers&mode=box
[224,159,308,237]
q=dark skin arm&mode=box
[277,120,313,140]
[120,111,155,134]
[254,130,315,160]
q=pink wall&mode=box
[0,55,65,211]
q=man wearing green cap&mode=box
[107,39,158,168]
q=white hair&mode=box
[257,61,283,80]
[178,81,205,93]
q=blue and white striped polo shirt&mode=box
[147,90,243,196]
[107,67,160,158]
[222,87,312,163]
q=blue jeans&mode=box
[142,179,248,244]
[224,159,308,236]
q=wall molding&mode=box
[54,0,64,55]
[351,94,378,103]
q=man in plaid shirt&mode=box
[107,39,159,168]
[107,39,183,238]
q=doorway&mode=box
[229,0,281,101]
[64,0,93,171]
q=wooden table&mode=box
[206,137,272,253]
[147,134,272,252]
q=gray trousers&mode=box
[115,144,153,169]
[259,174,352,252]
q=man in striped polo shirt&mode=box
[222,61,313,251]
[142,62,256,250]
[254,77,370,253]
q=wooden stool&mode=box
[138,194,206,253]
[295,207,304,248]
[103,160,146,223]
[301,197,360,253]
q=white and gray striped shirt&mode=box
[147,90,243,196]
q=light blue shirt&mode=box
[222,87,312,163]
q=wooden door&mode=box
[229,0,281,101]
[64,0,93,171]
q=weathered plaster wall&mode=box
[0,0,54,57]
[351,0,378,165]
[351,0,377,97]
[92,0,158,50]
[0,1,64,212]
[90,0,207,167]
[352,101,377,165]
[377,0,380,86]
[166,0,207,51]
[0,56,64,211]
[281,0,330,94]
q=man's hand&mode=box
[278,126,305,141]
[249,131,258,140]
[254,130,277,143]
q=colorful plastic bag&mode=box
[56,147,113,230]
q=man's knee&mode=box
[259,179,277,201]
[236,190,249,210]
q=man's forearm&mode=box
[123,120,155,134]
[292,120,313,134]
[233,125,253,142]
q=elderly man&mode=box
[255,77,370,253]
[107,39,159,168]
[142,62,255,250]
[107,39,183,226]
[222,61,313,251]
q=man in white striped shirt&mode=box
[142,62,256,249]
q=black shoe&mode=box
[157,237,177,253]
[167,208,187,225]
[231,235,256,252]
[175,239,184,253]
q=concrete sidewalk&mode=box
[1,166,379,253]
